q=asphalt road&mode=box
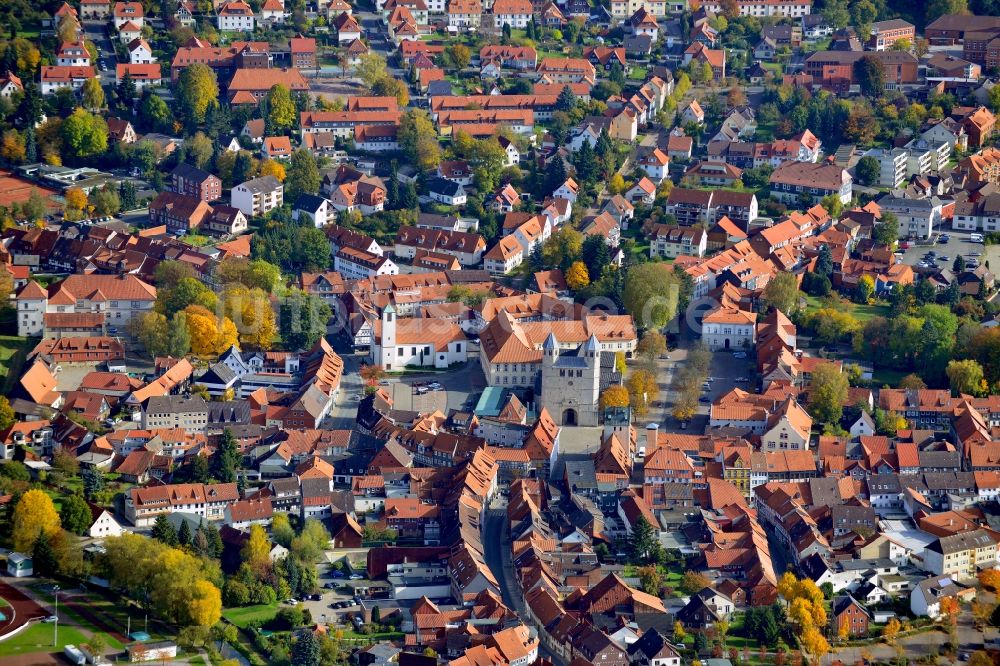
[484,506,566,666]
[82,20,117,86]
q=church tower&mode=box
[543,331,559,367]
[584,333,602,401]
[380,303,396,369]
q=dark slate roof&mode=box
[171,162,215,183]
[294,193,328,214]
[426,176,464,197]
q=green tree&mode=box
[947,359,985,396]
[291,630,321,666]
[557,84,576,111]
[177,63,219,126]
[854,55,885,99]
[81,78,105,111]
[152,514,178,546]
[809,362,849,424]
[856,274,876,303]
[267,84,297,133]
[91,186,120,216]
[177,518,192,546]
[926,0,968,25]
[873,213,899,246]
[272,513,295,547]
[628,516,659,561]
[168,311,192,358]
[623,263,680,329]
[138,90,173,132]
[213,428,240,483]
[181,132,214,170]
[581,234,611,279]
[855,155,880,186]
[60,494,92,535]
[61,107,108,159]
[355,53,387,88]
[160,277,217,316]
[821,0,851,29]
[32,530,58,577]
[82,468,105,501]
[280,288,331,350]
[398,109,440,170]
[761,272,799,314]
[116,72,136,109]
[286,148,320,202]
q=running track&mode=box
[0,580,49,639]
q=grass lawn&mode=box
[223,604,279,629]
[871,367,909,387]
[0,622,90,658]
[804,295,890,322]
[0,334,32,393]
[629,67,648,80]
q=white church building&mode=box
[371,304,468,371]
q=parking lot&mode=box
[898,229,1000,275]
[293,567,367,626]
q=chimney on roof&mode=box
[646,422,659,454]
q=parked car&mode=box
[284,599,298,606]
[349,574,364,580]
[733,351,747,359]
[331,571,345,578]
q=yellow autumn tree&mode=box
[882,617,901,643]
[259,159,286,182]
[223,285,276,350]
[187,579,222,627]
[801,626,829,659]
[599,385,630,410]
[185,305,221,356]
[12,489,61,553]
[626,369,659,416]
[566,261,590,290]
[64,187,88,220]
[242,524,271,569]
[215,316,239,354]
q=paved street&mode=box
[484,506,566,666]
[82,20,117,86]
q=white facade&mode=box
[129,43,154,64]
[702,311,756,351]
[293,198,333,227]
[372,305,467,371]
[334,251,398,280]
[231,177,283,217]
[88,509,127,539]
[865,148,907,189]
[879,198,942,240]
